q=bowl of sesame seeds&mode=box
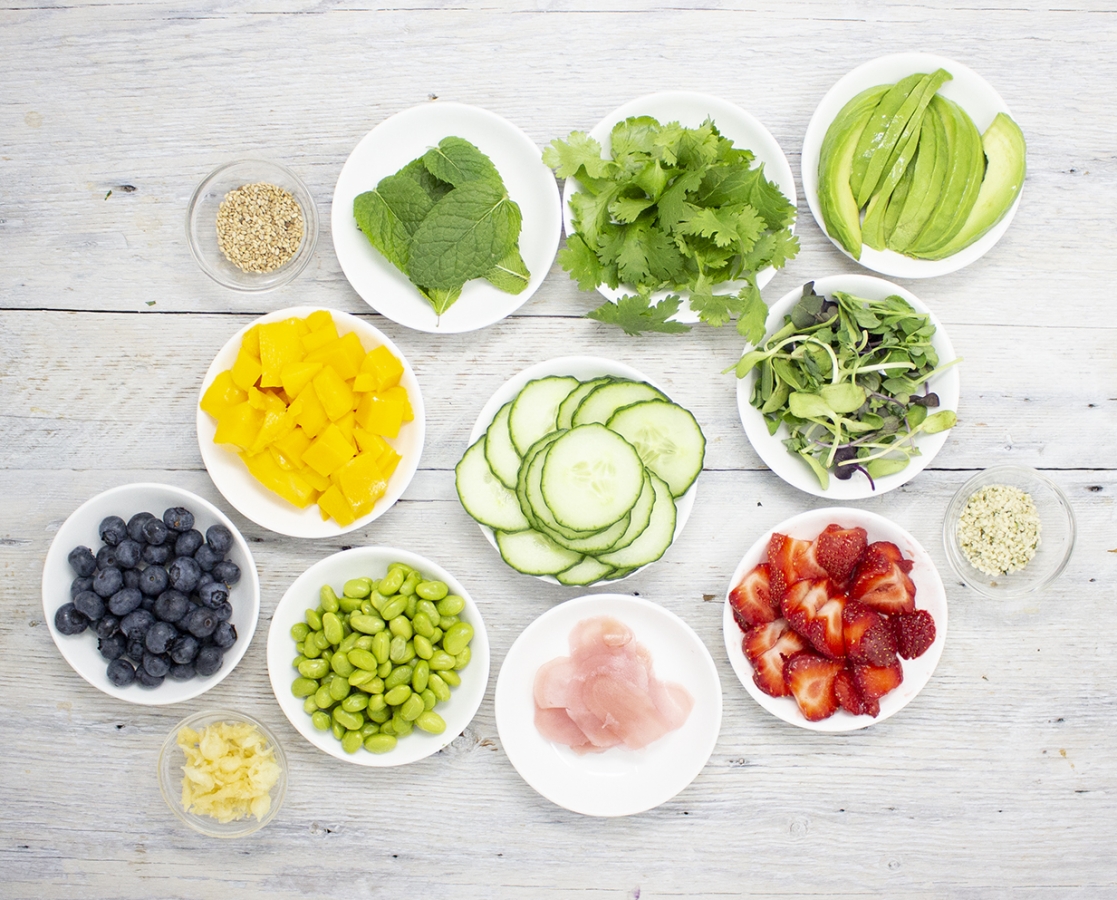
[943,465,1076,599]
[187,159,319,292]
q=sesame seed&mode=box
[215,182,304,274]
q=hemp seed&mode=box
[216,182,304,274]
[957,484,1041,577]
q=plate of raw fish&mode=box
[494,593,721,817]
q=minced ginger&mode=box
[178,720,281,823]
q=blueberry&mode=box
[138,564,169,597]
[107,586,143,617]
[210,600,233,622]
[135,665,164,688]
[205,525,233,556]
[169,663,196,681]
[168,556,201,593]
[54,603,88,635]
[98,515,127,547]
[98,633,127,661]
[195,645,223,677]
[92,566,124,598]
[153,589,190,623]
[141,543,171,566]
[173,529,204,557]
[184,607,218,639]
[212,560,241,586]
[94,614,120,639]
[123,568,142,590]
[107,658,136,687]
[198,571,215,587]
[196,580,228,609]
[139,594,156,612]
[127,511,155,543]
[68,546,97,577]
[142,651,170,678]
[120,608,155,639]
[194,543,221,573]
[211,621,237,650]
[70,575,94,599]
[95,545,119,570]
[170,634,200,664]
[114,539,143,569]
[73,590,106,621]
[126,638,146,663]
[145,621,178,654]
[141,517,168,546]
[163,507,194,533]
[175,602,200,628]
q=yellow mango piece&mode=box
[335,410,356,445]
[301,423,357,478]
[258,318,304,388]
[292,382,328,437]
[280,360,322,399]
[200,370,248,420]
[359,345,404,392]
[313,365,355,422]
[301,315,339,352]
[335,453,388,517]
[306,332,365,381]
[249,404,298,455]
[355,390,404,438]
[317,484,357,526]
[241,325,261,358]
[352,373,375,393]
[272,427,313,466]
[299,464,331,493]
[353,427,390,457]
[377,444,402,479]
[230,347,262,392]
[383,385,414,423]
[306,309,334,331]
[214,402,264,452]
[241,451,317,508]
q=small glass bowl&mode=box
[159,709,287,838]
[187,159,318,292]
[943,466,1075,599]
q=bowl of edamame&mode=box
[266,546,490,766]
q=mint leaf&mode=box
[587,294,691,336]
[483,246,531,295]
[353,174,435,272]
[407,180,521,289]
[422,137,501,188]
[398,158,453,202]
[419,284,463,316]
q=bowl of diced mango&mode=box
[197,307,424,537]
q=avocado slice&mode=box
[887,102,948,253]
[918,112,1026,259]
[817,84,889,259]
[907,95,985,255]
[881,147,917,240]
[849,73,925,204]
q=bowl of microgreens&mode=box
[732,274,960,499]
[544,91,797,340]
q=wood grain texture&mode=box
[2,1,1116,897]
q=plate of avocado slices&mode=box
[802,53,1026,279]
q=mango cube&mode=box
[301,423,357,478]
[280,361,322,399]
[241,451,317,508]
[200,370,248,420]
[359,345,404,392]
[313,365,355,422]
[258,318,304,388]
[317,484,357,526]
[214,402,265,452]
[355,390,405,438]
[292,382,328,437]
[230,346,263,392]
[334,452,389,517]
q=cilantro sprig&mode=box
[544,116,798,339]
[730,283,959,490]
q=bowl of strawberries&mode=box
[722,507,946,731]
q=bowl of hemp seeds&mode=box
[187,159,318,292]
[943,465,1076,599]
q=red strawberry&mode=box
[895,609,936,659]
[815,523,868,587]
[833,667,866,716]
[781,577,846,659]
[851,659,904,708]
[850,541,916,615]
[767,532,828,602]
[784,652,843,721]
[842,600,898,666]
[728,563,777,631]
[743,619,807,697]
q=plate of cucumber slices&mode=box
[455,357,706,586]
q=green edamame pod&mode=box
[291,677,318,698]
[343,576,373,599]
[298,658,329,679]
[416,579,449,601]
[415,710,446,735]
[290,622,310,642]
[437,594,465,617]
[442,621,474,656]
[399,694,425,722]
[364,733,397,754]
[320,585,340,614]
[305,608,322,631]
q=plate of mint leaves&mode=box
[332,102,562,334]
[544,92,798,339]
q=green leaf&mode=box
[483,246,531,295]
[799,449,831,490]
[788,391,837,420]
[557,233,608,292]
[422,137,502,188]
[353,174,436,273]
[586,294,691,336]
[735,282,768,344]
[543,132,613,180]
[733,348,769,378]
[866,457,910,479]
[610,116,663,165]
[820,382,867,414]
[920,410,957,434]
[687,290,736,328]
[398,158,453,202]
[418,284,463,316]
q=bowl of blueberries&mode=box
[42,483,261,705]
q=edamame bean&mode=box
[331,720,345,741]
[389,635,409,663]
[378,568,404,596]
[298,658,329,679]
[442,622,474,656]
[413,634,434,660]
[377,660,392,678]
[305,608,322,631]
[291,677,318,698]
[329,677,351,702]
[366,693,387,713]
[371,630,391,664]
[455,646,471,669]
[320,585,340,614]
[398,571,422,597]
[399,694,425,721]
[427,673,451,703]
[303,696,318,715]
[341,730,363,754]
[380,595,407,621]
[292,654,307,669]
[367,702,390,723]
[384,665,413,690]
[301,639,321,660]
[339,595,363,613]
[322,611,344,646]
[350,613,385,635]
[360,722,379,739]
[332,707,364,731]
[331,652,355,677]
[389,615,413,640]
[311,631,330,650]
[343,576,373,599]
[439,668,461,687]
[347,648,378,672]
[291,622,310,642]
[354,635,374,651]
[311,710,332,731]
[348,669,376,687]
[416,599,439,622]
[421,689,437,711]
[338,632,359,654]
[362,677,385,695]
[390,715,413,737]
[437,594,465,617]
[416,579,448,601]
[367,591,387,614]
[439,615,459,630]
[342,692,369,713]
[315,685,334,709]
[364,733,397,754]
[412,612,435,639]
[430,626,443,643]
[415,711,446,734]
[428,650,456,671]
[384,684,411,706]
[411,660,430,693]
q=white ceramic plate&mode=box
[496,593,722,816]
[723,507,947,732]
[197,306,425,538]
[466,356,699,584]
[802,52,1022,278]
[331,101,562,333]
[42,483,261,706]
[562,90,797,323]
[736,274,959,499]
[266,546,490,767]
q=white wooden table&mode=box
[3,2,1116,897]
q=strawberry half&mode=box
[728,563,777,631]
[815,523,868,587]
[833,667,866,716]
[895,609,936,659]
[850,541,916,615]
[842,600,898,666]
[851,659,904,711]
[784,652,843,721]
[743,618,806,697]
[767,532,828,602]
[781,577,846,659]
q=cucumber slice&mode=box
[606,399,706,498]
[455,438,532,533]
[556,377,613,431]
[594,470,655,554]
[484,401,521,490]
[495,528,583,576]
[515,432,565,532]
[596,473,677,569]
[509,376,579,456]
[539,424,646,532]
[525,443,628,545]
[571,380,667,427]
[556,557,616,586]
